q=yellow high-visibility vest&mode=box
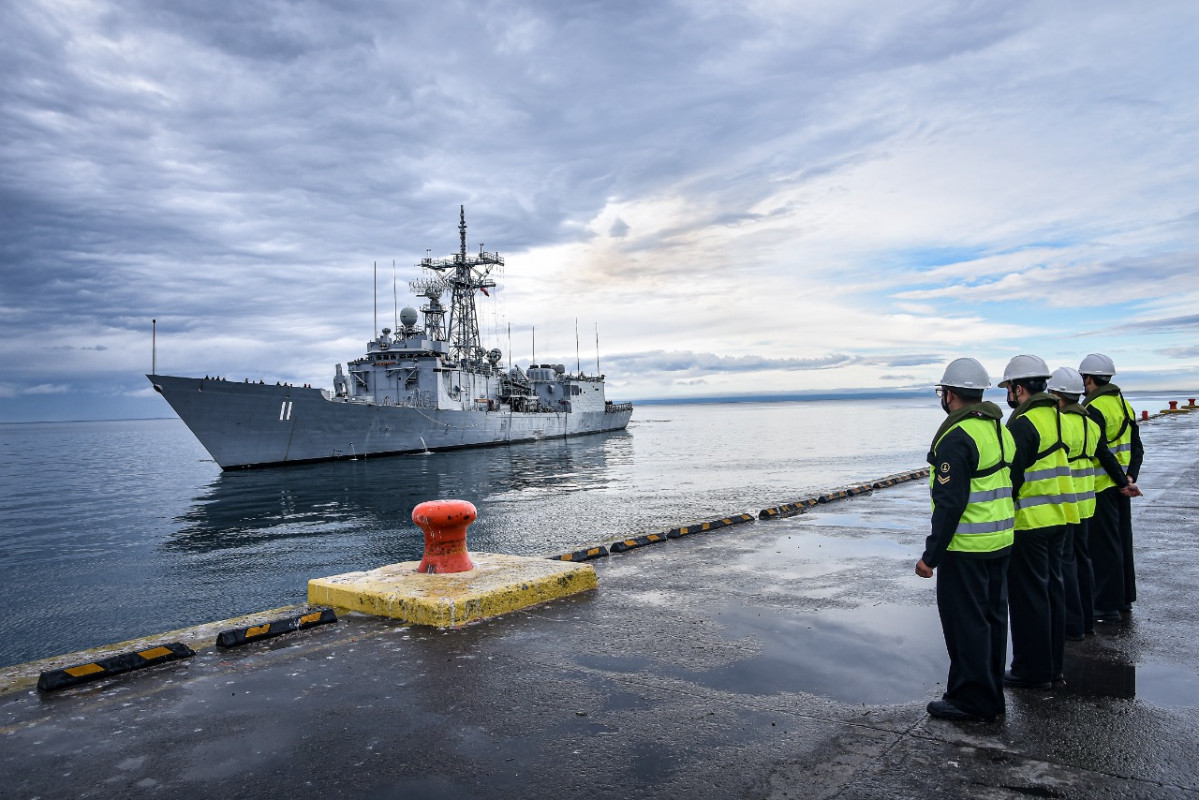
[931,416,1016,553]
[1013,405,1071,531]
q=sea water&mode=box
[0,394,1167,668]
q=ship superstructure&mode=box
[150,208,632,469]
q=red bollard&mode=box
[1141,410,1149,421]
[412,500,477,574]
[1189,398,1196,408]
[1169,400,1179,410]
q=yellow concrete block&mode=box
[307,553,597,627]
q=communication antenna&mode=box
[575,318,580,374]
[152,318,157,375]
[415,206,502,363]
[595,322,600,374]
[373,261,378,337]
[392,259,398,332]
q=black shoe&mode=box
[1053,673,1066,685]
[1094,610,1123,622]
[1066,632,1085,642]
[1004,670,1052,689]
[927,699,991,722]
[1120,604,1133,613]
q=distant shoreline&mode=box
[632,388,1197,406]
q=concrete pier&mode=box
[2,413,1197,798]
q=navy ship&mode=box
[150,208,633,469]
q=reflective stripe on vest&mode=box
[1087,393,1133,492]
[1013,405,1071,531]
[1058,410,1085,524]
[930,416,1016,554]
[968,487,1013,504]
[1062,410,1099,519]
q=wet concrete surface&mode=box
[2,414,1198,798]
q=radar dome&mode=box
[400,307,419,327]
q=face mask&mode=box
[1006,388,1019,409]
[940,393,951,415]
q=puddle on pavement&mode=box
[1058,649,1136,699]
[799,511,922,532]
[671,602,945,705]
[1133,661,1199,708]
[1056,651,1197,708]
[738,532,918,577]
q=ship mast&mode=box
[418,206,502,365]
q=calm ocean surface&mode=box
[0,394,1166,668]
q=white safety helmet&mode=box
[1047,366,1085,396]
[997,354,1051,388]
[937,357,991,390]
[1079,353,1116,377]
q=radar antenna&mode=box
[409,278,449,342]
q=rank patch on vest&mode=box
[937,462,951,484]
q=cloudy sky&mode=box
[3,0,1198,422]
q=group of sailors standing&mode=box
[916,353,1143,722]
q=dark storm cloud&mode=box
[1129,314,1199,331]
[866,353,944,368]
[606,350,858,374]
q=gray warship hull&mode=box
[151,374,634,470]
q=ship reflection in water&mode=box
[165,430,633,571]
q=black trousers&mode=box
[1092,488,1125,613]
[1119,491,1136,606]
[1008,528,1065,682]
[1064,519,1094,636]
[937,552,1009,719]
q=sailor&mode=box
[1047,367,1129,640]
[1079,354,1143,622]
[917,358,1014,723]
[999,355,1071,690]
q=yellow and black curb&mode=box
[609,532,670,553]
[37,642,195,692]
[215,607,338,648]
[871,468,930,489]
[759,497,819,520]
[666,513,755,538]
[554,545,609,562]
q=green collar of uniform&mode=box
[1059,401,1088,417]
[1007,391,1057,425]
[1084,381,1122,406]
[931,401,1004,451]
